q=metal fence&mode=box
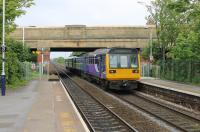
[19,62,38,80]
[141,60,200,84]
[19,62,49,81]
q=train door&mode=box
[100,55,106,78]
[96,55,101,77]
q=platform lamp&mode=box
[1,0,6,96]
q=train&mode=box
[65,48,141,90]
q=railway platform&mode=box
[0,77,88,132]
[140,77,200,97]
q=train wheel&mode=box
[99,80,105,90]
[105,81,110,89]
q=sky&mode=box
[15,0,151,58]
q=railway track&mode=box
[54,64,200,131]
[72,75,200,132]
[55,70,137,131]
[112,91,200,132]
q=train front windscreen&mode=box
[109,49,138,69]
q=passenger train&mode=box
[65,48,141,90]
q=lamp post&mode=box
[41,48,44,76]
[23,27,25,47]
[137,1,153,61]
[149,27,153,62]
[1,0,6,96]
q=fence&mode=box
[19,62,39,80]
[19,62,49,81]
[141,60,200,84]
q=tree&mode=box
[53,57,65,64]
[70,52,86,57]
[0,0,34,86]
[7,39,31,62]
[0,0,34,36]
[145,0,200,62]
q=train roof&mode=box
[86,48,110,57]
[68,48,140,58]
[86,48,139,56]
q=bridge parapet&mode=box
[10,25,156,50]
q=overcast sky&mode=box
[15,0,151,58]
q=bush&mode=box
[0,39,36,87]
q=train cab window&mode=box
[130,54,138,68]
[109,54,138,68]
[120,55,128,68]
[110,55,118,68]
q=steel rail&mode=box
[53,64,138,132]
[55,64,200,131]
[114,93,200,132]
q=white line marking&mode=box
[60,80,90,132]
[56,96,63,102]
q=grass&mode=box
[6,71,40,89]
[7,80,29,89]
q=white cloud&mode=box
[15,0,151,26]
[15,0,152,58]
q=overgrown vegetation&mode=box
[143,0,200,84]
[0,39,37,88]
[70,52,86,57]
[52,57,65,64]
[0,0,35,88]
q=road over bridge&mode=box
[10,25,156,51]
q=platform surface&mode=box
[0,79,88,132]
[140,78,200,96]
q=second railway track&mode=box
[54,64,200,132]
[114,93,200,132]
[57,72,137,132]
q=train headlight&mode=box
[109,70,116,73]
[132,70,139,73]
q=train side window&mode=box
[95,57,99,64]
[93,57,95,64]
[92,57,93,64]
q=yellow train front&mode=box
[104,48,141,90]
